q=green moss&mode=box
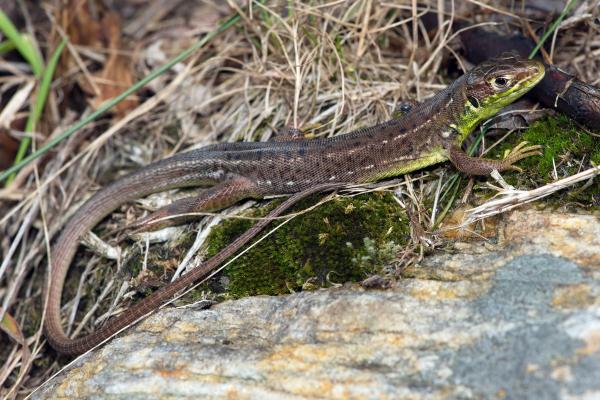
[517,114,599,176]
[489,114,600,206]
[203,192,409,298]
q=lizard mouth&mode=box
[457,58,546,139]
[484,58,546,107]
[515,59,545,89]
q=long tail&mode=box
[45,150,212,354]
[45,153,340,355]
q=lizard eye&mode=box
[493,77,509,88]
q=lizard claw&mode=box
[501,141,543,171]
[505,165,524,173]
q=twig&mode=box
[463,166,600,225]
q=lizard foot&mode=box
[499,141,543,173]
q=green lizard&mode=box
[45,55,545,355]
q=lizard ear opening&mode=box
[467,95,480,108]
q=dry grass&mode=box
[0,0,599,397]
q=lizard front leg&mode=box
[448,141,542,176]
[127,176,260,233]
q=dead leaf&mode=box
[62,0,103,48]
[0,309,24,344]
[59,0,138,118]
[0,308,32,393]
[88,12,137,117]
[0,128,19,171]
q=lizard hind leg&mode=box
[125,176,261,234]
[448,141,542,176]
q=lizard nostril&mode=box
[531,62,545,76]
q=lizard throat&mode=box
[454,77,544,143]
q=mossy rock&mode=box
[518,114,600,175]
[489,114,600,206]
[203,191,410,298]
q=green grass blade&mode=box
[6,39,67,185]
[0,9,43,76]
[529,0,577,59]
[0,12,241,184]
[0,40,16,53]
[29,40,67,125]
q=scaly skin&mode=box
[45,55,545,355]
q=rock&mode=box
[34,210,600,399]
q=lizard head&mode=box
[454,54,545,139]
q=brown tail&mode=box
[45,176,340,355]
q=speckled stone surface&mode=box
[35,210,600,399]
